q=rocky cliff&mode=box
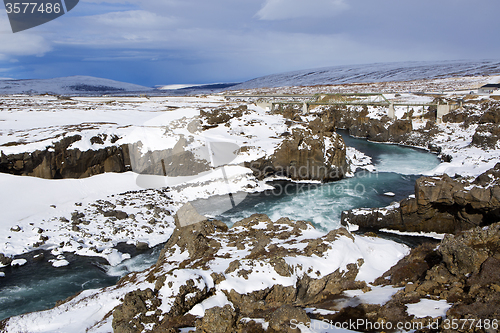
[247,105,348,182]
[0,135,130,179]
[368,222,500,332]
[342,163,500,234]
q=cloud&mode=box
[0,13,52,60]
[51,10,178,47]
[0,33,52,57]
[256,0,348,20]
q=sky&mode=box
[0,0,499,87]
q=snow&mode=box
[0,172,174,263]
[343,285,403,305]
[345,147,375,175]
[188,293,232,317]
[231,60,500,90]
[4,272,155,333]
[406,299,452,318]
[0,95,288,264]
[49,259,70,267]
[0,75,152,95]
[380,228,446,240]
[0,217,407,333]
[305,308,338,315]
[352,235,408,283]
[10,259,27,267]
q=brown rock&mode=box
[267,305,310,333]
[196,305,237,333]
[342,164,500,234]
[248,129,348,182]
[0,253,12,267]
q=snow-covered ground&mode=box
[1,73,500,332]
[1,84,499,265]
[0,96,287,265]
[2,217,410,333]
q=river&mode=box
[0,132,440,321]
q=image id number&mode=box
[5,2,61,14]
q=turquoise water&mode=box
[0,133,440,321]
[195,132,440,229]
[0,246,162,321]
[205,173,419,229]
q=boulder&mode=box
[112,288,158,333]
[479,106,500,124]
[0,253,12,267]
[174,202,208,228]
[195,305,237,333]
[370,222,500,329]
[200,105,246,127]
[267,305,310,333]
[471,123,500,149]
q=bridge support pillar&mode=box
[302,102,308,113]
[437,104,452,123]
[388,103,396,119]
[256,101,272,111]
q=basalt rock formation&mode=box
[341,163,500,234]
[0,135,130,179]
[109,215,372,333]
[247,119,349,182]
[369,222,500,332]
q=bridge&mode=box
[224,93,459,122]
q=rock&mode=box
[103,210,129,220]
[90,134,106,145]
[479,106,500,124]
[296,262,364,305]
[10,225,21,232]
[267,305,310,333]
[200,105,246,127]
[374,243,440,287]
[128,139,210,177]
[156,219,227,265]
[112,288,158,333]
[342,164,500,234]
[0,253,12,267]
[135,242,149,251]
[248,129,348,182]
[368,221,500,329]
[443,108,481,125]
[439,226,497,277]
[0,135,131,179]
[466,257,500,287]
[471,123,500,149]
[388,119,413,142]
[195,305,237,333]
[174,202,208,228]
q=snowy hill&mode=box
[0,75,153,95]
[231,60,500,90]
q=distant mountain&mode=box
[231,60,500,90]
[0,76,153,95]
